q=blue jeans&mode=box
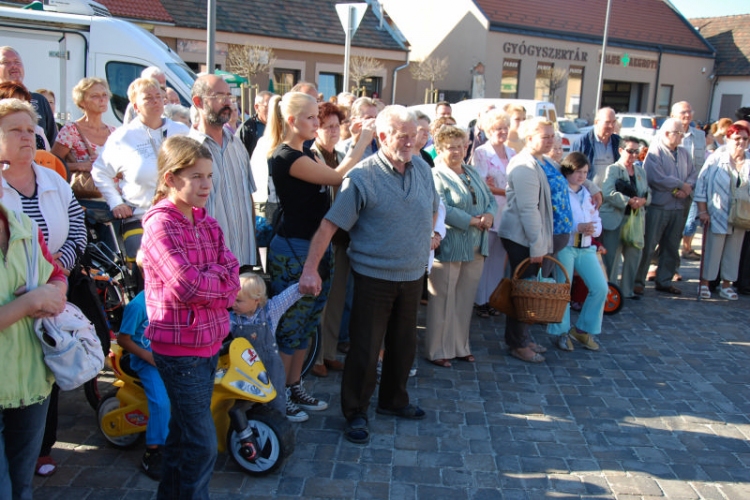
[547,246,608,336]
[0,398,50,500]
[153,353,218,500]
[131,356,171,447]
[683,201,698,237]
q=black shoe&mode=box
[337,342,350,354]
[141,448,162,481]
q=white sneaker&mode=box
[285,387,309,422]
[288,382,328,411]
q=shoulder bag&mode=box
[68,123,105,199]
[729,175,750,230]
[23,218,105,390]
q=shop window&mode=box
[500,59,520,99]
[273,69,300,95]
[535,62,553,101]
[657,84,673,116]
[319,72,343,102]
[358,76,382,98]
[564,66,584,118]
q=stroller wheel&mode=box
[603,282,623,315]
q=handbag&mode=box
[23,219,105,390]
[488,277,516,318]
[68,123,104,199]
[729,177,750,230]
[620,208,645,249]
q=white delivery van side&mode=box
[450,99,558,129]
[0,1,196,126]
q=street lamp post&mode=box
[595,0,613,111]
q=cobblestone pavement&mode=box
[33,256,750,499]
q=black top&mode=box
[270,144,330,240]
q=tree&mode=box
[409,56,449,103]
[349,55,384,94]
[226,44,276,83]
[544,67,568,103]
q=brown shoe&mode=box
[324,358,344,371]
[310,363,328,378]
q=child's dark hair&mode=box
[560,151,590,177]
[153,136,213,205]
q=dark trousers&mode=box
[500,238,539,350]
[340,271,421,421]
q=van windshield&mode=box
[166,62,197,89]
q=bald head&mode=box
[594,107,616,143]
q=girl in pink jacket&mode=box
[141,136,239,499]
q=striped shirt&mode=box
[190,127,257,267]
[16,187,86,270]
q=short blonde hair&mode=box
[433,124,467,151]
[0,98,38,124]
[481,109,510,132]
[72,77,110,109]
[127,77,161,106]
[238,272,268,308]
[518,117,553,141]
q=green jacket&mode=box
[0,204,54,409]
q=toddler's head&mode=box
[232,272,268,316]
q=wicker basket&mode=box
[511,256,570,324]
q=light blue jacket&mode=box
[694,149,750,234]
[432,162,497,262]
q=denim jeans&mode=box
[131,356,171,447]
[0,398,50,500]
[153,353,218,500]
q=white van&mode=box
[0,0,196,126]
[450,99,558,128]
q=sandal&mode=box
[699,285,711,299]
[719,287,738,300]
[529,342,548,354]
[344,416,370,444]
[475,304,490,318]
[35,456,57,477]
[457,355,475,362]
[509,348,545,364]
[428,358,452,368]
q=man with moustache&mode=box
[189,74,257,267]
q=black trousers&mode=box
[340,271,421,421]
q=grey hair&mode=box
[141,66,165,79]
[375,105,416,136]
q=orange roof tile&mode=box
[474,0,713,56]
[691,15,750,76]
[98,0,173,23]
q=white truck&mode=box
[0,0,196,126]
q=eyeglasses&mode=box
[0,59,22,67]
[666,130,684,136]
[460,173,477,205]
[202,94,237,104]
[729,136,749,143]
[320,123,340,132]
[623,148,640,155]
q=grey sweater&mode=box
[325,151,439,282]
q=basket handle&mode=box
[512,255,570,285]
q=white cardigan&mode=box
[567,185,602,248]
[2,162,73,255]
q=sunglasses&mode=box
[623,148,640,155]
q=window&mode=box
[500,59,520,99]
[319,72,343,101]
[657,84,673,116]
[621,117,636,128]
[535,62,553,101]
[273,69,300,95]
[359,76,381,98]
[565,66,584,118]
[106,61,147,122]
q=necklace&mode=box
[457,168,477,205]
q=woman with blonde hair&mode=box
[471,109,515,317]
[426,124,496,367]
[265,92,360,422]
[92,77,189,264]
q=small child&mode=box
[141,136,240,498]
[117,287,169,481]
[230,273,305,421]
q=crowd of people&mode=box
[2,40,749,499]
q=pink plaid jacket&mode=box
[142,199,240,357]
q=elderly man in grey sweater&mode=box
[634,118,698,295]
[299,105,439,445]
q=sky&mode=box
[668,0,750,19]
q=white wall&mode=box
[710,76,750,122]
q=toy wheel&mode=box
[604,282,624,315]
[97,392,142,449]
[227,406,293,476]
